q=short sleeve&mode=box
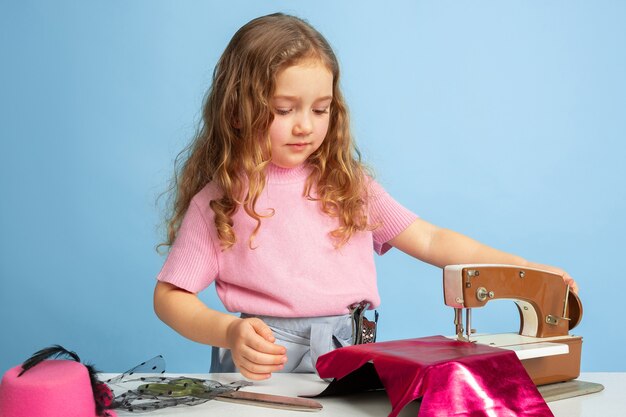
[367,179,419,255]
[156,200,219,293]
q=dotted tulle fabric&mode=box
[104,355,250,412]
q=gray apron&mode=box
[210,314,354,373]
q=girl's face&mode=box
[268,59,333,169]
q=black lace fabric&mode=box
[104,355,250,413]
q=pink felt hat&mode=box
[0,347,116,417]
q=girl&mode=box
[154,13,578,381]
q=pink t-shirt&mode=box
[157,163,418,317]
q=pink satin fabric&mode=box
[316,336,553,417]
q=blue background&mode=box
[1,0,625,374]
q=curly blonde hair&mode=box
[162,13,373,251]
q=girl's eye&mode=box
[313,108,329,115]
[275,108,292,115]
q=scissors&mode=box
[138,377,323,412]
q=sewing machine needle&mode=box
[465,308,472,342]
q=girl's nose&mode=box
[293,113,313,136]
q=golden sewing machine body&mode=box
[443,264,583,386]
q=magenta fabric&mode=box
[316,336,553,417]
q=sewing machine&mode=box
[443,264,583,386]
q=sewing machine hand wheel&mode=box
[567,291,583,330]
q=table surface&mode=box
[104,372,624,417]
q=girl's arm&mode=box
[389,218,578,293]
[153,281,287,379]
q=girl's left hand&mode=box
[562,271,578,294]
[527,262,578,294]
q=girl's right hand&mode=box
[225,317,288,380]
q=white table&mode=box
[104,372,623,417]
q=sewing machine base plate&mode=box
[538,379,604,402]
[455,333,583,386]
[522,335,582,385]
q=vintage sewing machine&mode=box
[443,264,583,386]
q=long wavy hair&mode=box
[161,13,373,251]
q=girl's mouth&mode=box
[287,143,309,149]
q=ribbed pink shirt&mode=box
[157,163,418,317]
